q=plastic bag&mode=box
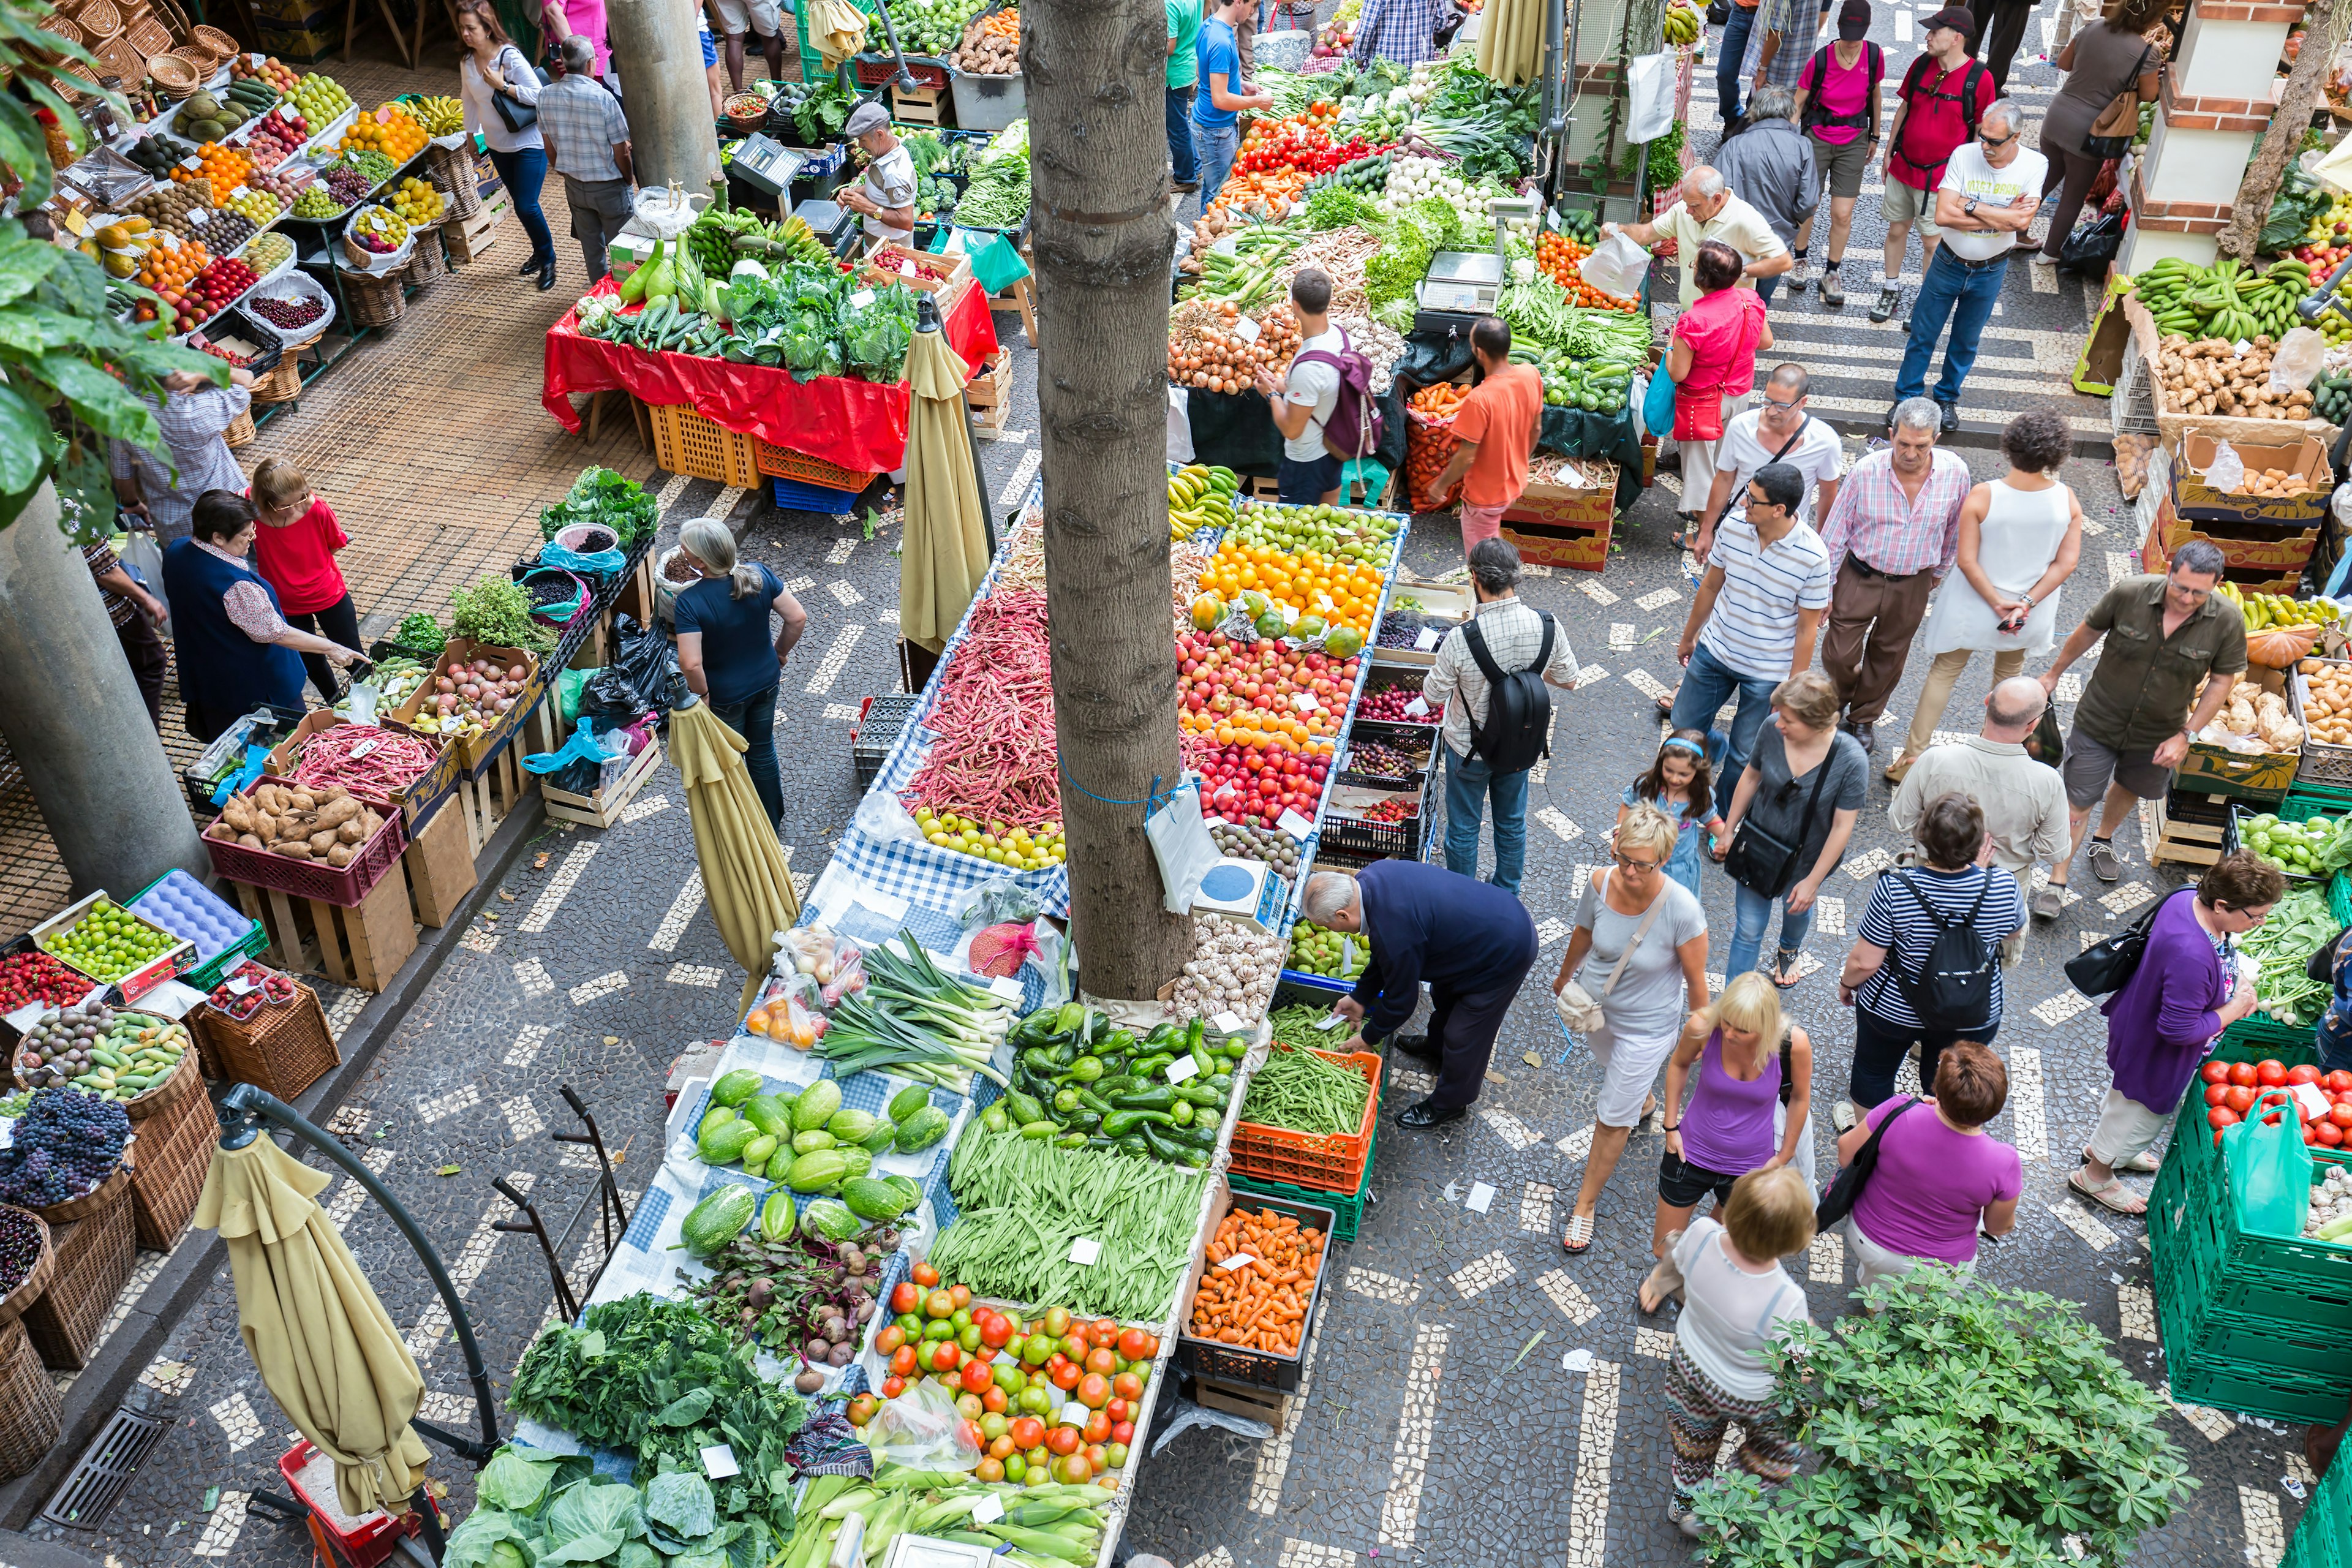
[747,972,824,1047]
[1626,51,1675,145]
[603,612,685,718]
[2271,325,2328,394]
[2056,209,2124,274]
[1582,230,1653,301]
[859,1375,982,1471]
[557,666,593,727]
[1167,386,1196,464]
[1640,366,1676,442]
[960,878,1044,929]
[1145,782,1219,914]
[2204,440,2247,499]
[2228,1088,2313,1240]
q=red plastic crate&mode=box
[854,53,951,88]
[1229,1046,1381,1192]
[279,1441,415,1568]
[755,439,881,492]
[203,781,409,909]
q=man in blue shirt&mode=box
[1191,0,1272,205]
[1306,862,1538,1128]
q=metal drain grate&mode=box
[39,1406,168,1528]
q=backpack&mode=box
[1294,329,1387,461]
[1460,611,1556,775]
[1885,869,1997,1029]
[1798,42,1883,134]
[1890,55,1992,188]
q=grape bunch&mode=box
[0,1090,128,1208]
[0,1207,42,1294]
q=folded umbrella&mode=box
[671,699,802,1014]
[900,310,992,655]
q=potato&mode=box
[287,790,316,813]
[238,833,264,850]
[317,783,347,803]
[360,809,384,837]
[337,818,364,844]
[221,803,256,835]
[307,829,341,856]
[326,843,355,868]
[255,783,288,815]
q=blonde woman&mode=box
[1640,973,1814,1313]
[1716,670,1866,985]
[673,517,810,830]
[1555,803,1711,1253]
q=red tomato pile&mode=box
[847,1262,1159,1488]
[1234,103,1343,178]
[1176,629,1352,827]
[2201,1056,2352,1147]
[0,952,88,1013]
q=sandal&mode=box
[1562,1211,1596,1253]
[1772,948,1806,989]
[2084,1147,2162,1175]
[1654,690,1678,717]
[1637,1260,1683,1314]
[2068,1170,2147,1216]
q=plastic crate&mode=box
[279,1441,413,1567]
[202,782,410,910]
[1336,719,1435,791]
[129,870,265,992]
[1229,1045,1379,1192]
[756,439,881,492]
[2227,800,2338,882]
[1316,773,1437,862]
[771,475,864,514]
[2168,1346,2348,1425]
[2218,1014,2321,1066]
[1230,1125,1373,1241]
[1174,1190,1335,1391]
[647,402,761,488]
[854,51,951,88]
[851,693,921,789]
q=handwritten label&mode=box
[1164,1055,1199,1084]
[1414,627,1442,651]
[848,288,876,307]
[1232,315,1261,343]
[229,184,250,201]
[1275,808,1314,840]
[2293,1082,2331,1121]
[180,155,203,171]
[1216,1252,1256,1272]
[62,209,88,236]
[1211,1011,1245,1035]
[699,1444,741,1479]
[1315,1011,1348,1031]
[1067,1237,1101,1266]
[186,209,209,226]
[970,1494,1005,1525]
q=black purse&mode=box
[2064,886,2190,998]
[1706,0,1728,22]
[489,49,538,132]
[1724,752,1833,899]
[1815,1095,1919,1229]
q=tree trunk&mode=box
[608,0,723,194]
[2221,0,2352,262]
[1027,0,1197,998]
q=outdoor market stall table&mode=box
[541,277,1001,477]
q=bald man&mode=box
[1889,675,2071,940]
[1604,164,1792,309]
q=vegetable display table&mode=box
[541,274,1001,477]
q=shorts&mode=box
[1849,1218,1974,1289]
[1588,1016,1682,1128]
[712,0,780,36]
[1658,1148,1741,1209]
[1882,176,1940,238]
[2060,727,2171,811]
[1458,501,1506,552]
[1807,131,1869,200]
[701,30,718,65]
[1277,451,1342,503]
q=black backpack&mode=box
[1885,869,1996,1028]
[1460,612,1556,776]
[1798,42,1883,135]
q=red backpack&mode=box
[1890,55,1993,189]
[1293,328,1387,461]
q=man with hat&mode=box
[1872,7,1995,334]
[837,102,917,250]
[1787,0,1883,306]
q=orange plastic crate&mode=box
[756,439,881,491]
[647,402,761,488]
[1229,1046,1381,1192]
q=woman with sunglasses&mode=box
[1555,804,1712,1253]
[1717,670,1866,986]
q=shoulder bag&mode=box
[491,47,538,132]
[2080,45,2155,161]
[1555,872,1671,1033]
[1815,1095,1919,1229]
[2064,885,2192,998]
[1724,745,1834,899]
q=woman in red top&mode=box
[249,458,360,702]
[1665,242,1773,548]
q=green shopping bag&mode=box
[2227,1087,2313,1240]
[968,232,1031,295]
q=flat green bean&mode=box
[1240,1041,1370,1136]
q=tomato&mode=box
[1018,1384,1054,1415]
[1060,1334,1090,1364]
[2210,1106,2242,1130]
[1085,1346,1118,1376]
[883,1375,907,1398]
[890,1344,919,1376]
[876,1325,907,1354]
[961,1359,995,1395]
[891,1282,920,1315]
[1050,1360,1084,1391]
[2259,1060,2290,1087]
[958,1323,984,1353]
[1077,1373,1111,1409]
[982,1385,1009,1414]
[912,1262,940,1287]
[1112,1371,1144,1401]
[952,1307,973,1332]
[2231,1061,2260,1088]
[2329,1104,2352,1131]
[1046,1423,1082,1457]
[1009,1415,1046,1449]
[1088,1318,1119,1348]
[2291,1065,2324,1086]
[1044,1306,1073,1336]
[847,1393,878,1428]
[950,1284,972,1310]
[1110,1422,1134,1447]
[922,1319,957,1342]
[1003,1454,1027,1483]
[2206,1083,2233,1106]
[992,1361,1027,1397]
[1021,1333,1055,1366]
[1104,1441,1130,1470]
[1084,1411,1111,1444]
[1054,1453,1094,1485]
[2319,1121,2344,1146]
[2326,1071,2352,1093]
[976,1457,1005,1483]
[2226,1085,2258,1114]
[929,1340,963,1373]
[957,1392,984,1420]
[2305,1125,2323,1145]
[925,1290,956,1319]
[980,1313,1015,1349]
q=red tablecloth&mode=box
[542,274,1001,475]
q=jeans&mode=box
[488,145,557,267]
[708,683,785,831]
[1727,880,1817,983]
[1167,85,1199,184]
[1668,641,1781,820]
[1193,119,1239,204]
[1756,271,1781,306]
[1849,1003,2000,1108]
[286,592,360,707]
[1716,3,1758,123]
[1895,247,2008,406]
[2322,1011,2352,1078]
[1443,744,1531,894]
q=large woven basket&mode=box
[222,407,256,448]
[128,1079,212,1250]
[0,1319,61,1479]
[14,1039,198,1124]
[122,12,172,59]
[191,981,337,1100]
[408,222,447,285]
[251,354,301,402]
[339,265,404,329]
[426,143,480,216]
[186,22,235,61]
[23,1185,132,1370]
[32,1137,133,1226]
[0,1210,56,1332]
[75,0,121,41]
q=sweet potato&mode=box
[238,833,264,850]
[326,843,355,867]
[255,783,288,815]
[287,790,317,813]
[272,842,311,859]
[360,809,384,837]
[314,796,361,831]
[336,818,365,844]
[222,802,257,835]
[206,821,235,840]
[307,829,341,856]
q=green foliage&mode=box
[1366,205,1449,313]
[1303,185,1387,233]
[391,611,447,655]
[792,76,857,145]
[448,1444,775,1568]
[540,466,658,546]
[450,575,556,656]
[0,0,228,540]
[1689,1270,2197,1568]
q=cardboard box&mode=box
[1507,461,1617,530]
[265,712,456,825]
[2145,489,2322,573]
[1502,511,1613,572]
[393,641,545,774]
[2173,433,2332,527]
[2137,522,2304,597]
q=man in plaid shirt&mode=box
[538,36,635,284]
[1351,0,1445,68]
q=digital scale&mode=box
[1417,250,1502,314]
[1192,856,1291,933]
[725,134,804,203]
[793,198,862,253]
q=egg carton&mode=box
[129,868,263,989]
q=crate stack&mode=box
[2285,1444,2352,1568]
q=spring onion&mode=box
[813,929,1011,1089]
[2241,883,2336,1025]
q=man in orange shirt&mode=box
[1422,317,1544,558]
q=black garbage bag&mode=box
[546,752,606,794]
[2058,211,2125,276]
[579,612,686,724]
[1186,386,1284,477]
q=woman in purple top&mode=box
[1640,973,1815,1313]
[1834,1041,2021,1288]
[2071,851,2277,1216]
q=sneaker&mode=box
[1820,270,1846,307]
[2088,839,2124,882]
[1787,268,1810,293]
[1831,1099,1859,1133]
[1938,402,1960,434]
[2032,884,2067,921]
[1870,284,1902,323]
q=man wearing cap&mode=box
[837,103,916,250]
[1874,7,1995,332]
[1787,0,1883,307]
[1893,97,2042,427]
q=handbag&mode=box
[2024,703,2065,769]
[2080,45,2152,160]
[1815,1095,1919,1229]
[2064,885,2190,998]
[1555,872,1670,1033]
[489,48,538,132]
[1724,748,1834,899]
[1706,0,1728,22]
[1640,364,1678,442]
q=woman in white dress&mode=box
[1894,409,2085,768]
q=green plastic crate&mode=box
[2167,1348,2349,1426]
[2230,800,2342,884]
[1230,1126,1374,1243]
[2313,1447,2352,1568]
[2220,1014,2321,1065]
[2152,1129,2352,1376]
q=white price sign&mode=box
[1164,1054,1199,1084]
[1211,1011,1245,1035]
[1216,1251,1256,1272]
[1067,1237,1101,1265]
[699,1444,740,1479]
[970,1494,1005,1524]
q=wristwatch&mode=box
[1964,196,1980,219]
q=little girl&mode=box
[1622,731,1727,897]
[248,458,357,703]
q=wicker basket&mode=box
[33,16,85,56]
[0,1318,61,1479]
[191,981,337,1101]
[23,1185,132,1370]
[424,142,480,217]
[187,21,235,61]
[222,407,256,448]
[123,12,171,59]
[128,1077,213,1250]
[250,355,301,402]
[75,0,121,40]
[142,46,195,93]
[408,222,447,285]
[33,1140,132,1226]
[0,1210,56,1331]
[338,265,404,329]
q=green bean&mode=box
[1240,1042,1371,1136]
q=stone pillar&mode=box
[2120,0,2305,272]
[611,0,723,194]
[0,484,208,899]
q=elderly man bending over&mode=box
[1604,165,1793,309]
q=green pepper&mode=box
[1102,1108,1177,1136]
[1112,1085,1178,1112]
[1068,1055,1104,1084]
[1007,1091,1046,1126]
[1170,1099,1196,1127]
[1053,1088,1082,1116]
[1018,1119,1060,1139]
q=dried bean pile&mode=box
[900,588,1060,828]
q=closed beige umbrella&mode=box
[809,0,870,66]
[671,698,802,1014]
[193,1137,431,1519]
[1474,0,1542,87]
[899,304,992,655]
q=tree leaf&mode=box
[0,236,61,309]
[0,383,54,497]
[0,99,50,209]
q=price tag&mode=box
[224,976,254,995]
[180,155,203,171]
[1216,1252,1256,1272]
[1275,808,1314,840]
[2294,1081,2331,1121]
[186,209,210,226]
[1232,315,1261,344]
[1058,1402,1089,1428]
[1414,627,1442,651]
[2234,339,2254,358]
[158,232,181,251]
[1341,934,1359,971]
[350,739,379,760]
[699,1444,741,1479]
[970,1494,1005,1525]
[1292,692,1318,713]
[1165,1054,1199,1084]
[229,184,249,200]
[848,288,876,307]
[1212,1011,1245,1035]
[1315,1012,1348,1031]
[62,209,88,236]
[1067,1237,1101,1265]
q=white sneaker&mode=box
[2029,249,2060,266]
[1831,1099,1859,1133]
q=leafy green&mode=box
[716,263,918,383]
[644,1472,717,1539]
[956,119,1031,229]
[1366,206,1447,311]
[1412,58,1539,180]
[1689,1270,2195,1568]
[539,466,658,547]
[1303,186,1387,232]
[391,611,447,655]
[450,575,555,655]
[790,76,857,144]
[479,1449,570,1514]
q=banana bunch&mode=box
[1662,3,1700,44]
[2220,582,2343,631]
[409,94,464,135]
[2134,256,2310,341]
[1169,464,1240,541]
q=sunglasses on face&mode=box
[1978,129,2018,145]
[1763,394,1803,411]
[1613,851,1662,872]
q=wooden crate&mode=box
[442,195,508,264]
[890,80,946,124]
[2152,787,2231,869]
[450,745,533,860]
[540,737,663,829]
[233,870,419,994]
[1193,1374,1290,1434]
[963,347,1012,407]
[401,799,477,928]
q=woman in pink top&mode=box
[540,0,611,77]
[1834,1039,2021,1289]
[248,457,358,703]
[1664,241,1772,548]
[1640,973,1814,1313]
[1789,0,1882,306]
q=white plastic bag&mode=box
[2204,439,2247,497]
[1581,230,1653,301]
[1167,385,1195,464]
[860,1379,982,1471]
[1626,51,1676,146]
[1145,781,1219,914]
[2271,325,2328,394]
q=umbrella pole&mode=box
[217,1085,503,1468]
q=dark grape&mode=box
[0,1088,128,1207]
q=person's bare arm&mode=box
[772,589,809,660]
[1791,604,1825,673]
[1554,924,1594,992]
[1427,439,1477,504]
[1719,762,1763,846]
[1678,932,1711,1014]
[1879,100,1908,174]
[2054,36,2079,70]
[1952,491,2010,612]
[1611,219,1661,246]
[1660,1020,1709,1156]
[2040,619,2103,689]
[1787,805,1857,914]
[2021,495,2084,606]
[1936,184,2037,232]
[1840,936,1887,996]
[1676,565,1727,665]
[1666,335,1695,383]
[677,630,709,696]
[1982,1196,2019,1237]
[1694,462,1738,559]
[1813,473,1838,524]
[96,565,164,622]
[614,141,635,184]
[1748,249,1793,279]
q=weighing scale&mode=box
[1193,856,1291,933]
[794,198,862,253]
[725,134,802,205]
[1417,250,1504,314]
